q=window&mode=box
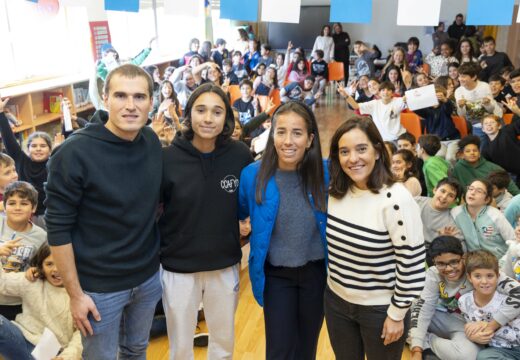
[0,0,92,86]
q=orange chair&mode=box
[257,92,281,116]
[229,85,241,105]
[504,113,513,125]
[421,63,430,75]
[400,112,423,141]
[451,116,468,137]
[328,62,345,82]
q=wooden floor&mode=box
[147,95,413,359]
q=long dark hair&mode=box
[255,101,326,212]
[329,116,395,198]
[180,83,234,146]
[159,80,181,117]
[455,39,476,63]
[394,149,419,180]
[30,243,51,280]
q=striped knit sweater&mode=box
[326,182,426,321]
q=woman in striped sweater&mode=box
[325,117,426,360]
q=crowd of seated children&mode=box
[0,104,52,229]
[409,236,520,360]
[417,134,450,196]
[451,135,519,196]
[451,178,516,258]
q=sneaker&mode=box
[194,326,209,347]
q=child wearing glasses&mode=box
[451,179,516,259]
[408,236,520,360]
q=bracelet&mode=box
[411,347,423,353]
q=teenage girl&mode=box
[159,83,253,359]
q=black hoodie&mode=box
[45,110,162,293]
[159,135,253,273]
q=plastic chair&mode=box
[400,112,423,141]
[228,85,241,106]
[328,62,345,82]
[451,115,468,137]
[421,63,430,75]
[504,113,513,125]
[257,91,281,116]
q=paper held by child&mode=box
[31,327,61,360]
[405,84,439,111]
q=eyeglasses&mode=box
[466,186,487,196]
[434,258,462,270]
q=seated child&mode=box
[451,179,516,258]
[451,135,520,195]
[409,236,520,360]
[481,114,520,183]
[353,41,378,78]
[459,250,520,360]
[488,170,513,212]
[233,80,258,125]
[347,75,375,104]
[417,134,450,196]
[231,51,248,82]
[415,177,464,259]
[488,74,511,113]
[0,181,47,320]
[341,81,406,141]
[397,132,427,195]
[391,149,422,196]
[0,153,18,212]
[0,244,81,359]
[310,49,328,97]
[222,59,239,85]
[280,76,318,107]
[257,43,274,68]
[406,37,423,73]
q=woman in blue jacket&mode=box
[239,101,328,360]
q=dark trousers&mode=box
[324,286,410,360]
[263,260,326,360]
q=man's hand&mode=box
[70,293,101,337]
[381,316,404,346]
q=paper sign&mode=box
[104,0,139,13]
[261,0,301,23]
[252,129,270,154]
[405,84,439,111]
[164,0,201,16]
[330,0,372,24]
[397,0,441,26]
[467,0,515,25]
[31,328,61,360]
[221,0,258,21]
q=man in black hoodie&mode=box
[45,64,162,359]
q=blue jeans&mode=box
[0,314,35,360]
[82,271,162,360]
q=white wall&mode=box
[341,0,467,55]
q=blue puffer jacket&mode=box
[238,160,329,306]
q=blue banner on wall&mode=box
[105,0,139,13]
[466,0,515,25]
[221,0,258,21]
[330,0,372,24]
